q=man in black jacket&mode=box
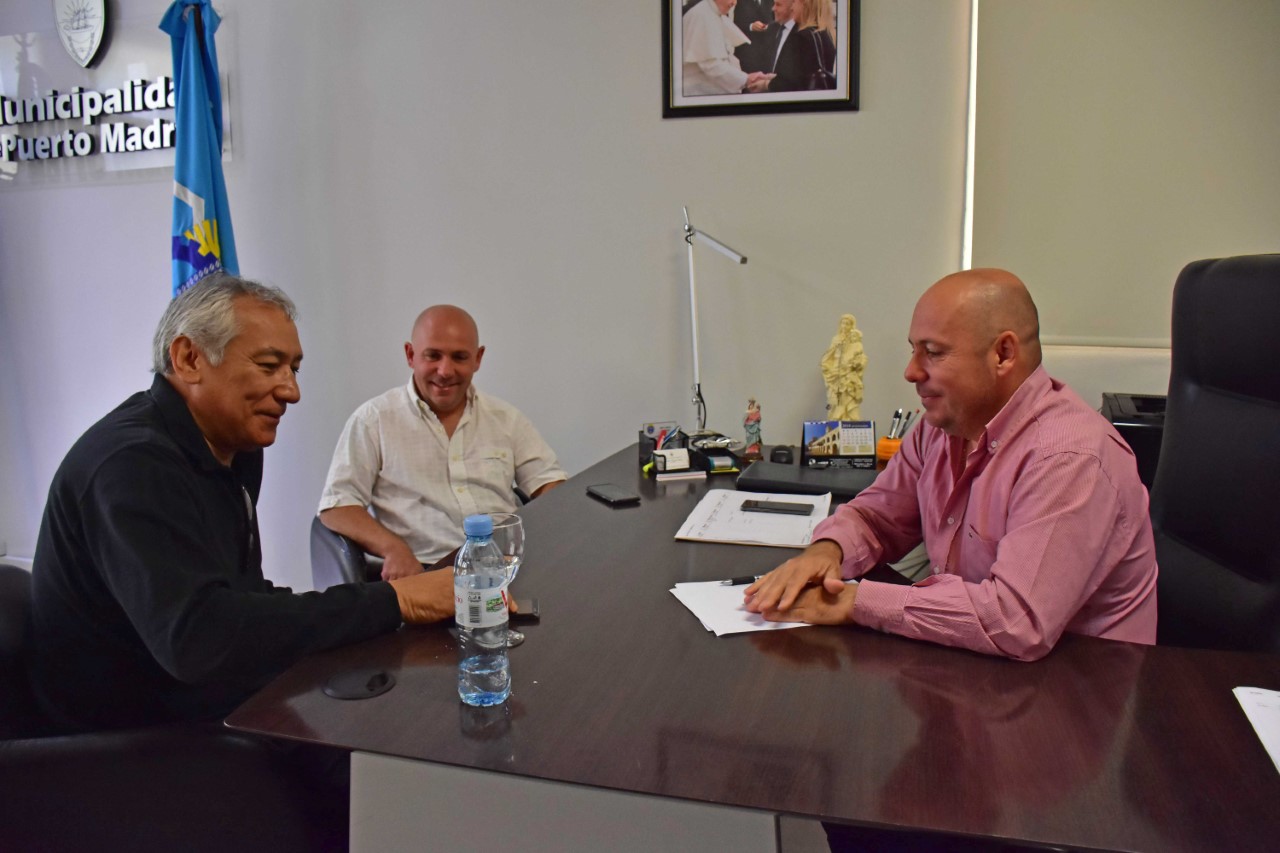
[761,0,810,92]
[733,0,775,73]
[28,274,451,732]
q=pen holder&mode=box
[639,430,657,467]
[876,436,902,472]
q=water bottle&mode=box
[454,514,511,706]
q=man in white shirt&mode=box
[682,0,774,95]
[319,306,566,580]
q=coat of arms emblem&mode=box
[53,0,106,68]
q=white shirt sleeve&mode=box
[509,410,567,497]
[682,0,749,94]
[318,405,383,513]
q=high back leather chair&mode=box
[0,563,346,851]
[1149,255,1280,652]
[310,515,378,589]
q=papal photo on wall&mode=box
[663,0,860,118]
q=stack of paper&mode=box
[1235,686,1280,775]
[674,490,832,548]
[671,578,859,637]
[670,581,808,636]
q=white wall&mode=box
[0,1,971,588]
[974,0,1280,346]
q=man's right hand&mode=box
[381,542,425,581]
[319,507,426,581]
[388,568,455,623]
[743,539,845,614]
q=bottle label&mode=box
[455,587,508,629]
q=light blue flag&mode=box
[160,0,238,296]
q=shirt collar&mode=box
[148,373,262,485]
[979,364,1052,452]
[407,378,477,423]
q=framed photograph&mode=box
[662,0,860,119]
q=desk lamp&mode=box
[682,206,747,440]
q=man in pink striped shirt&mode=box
[745,269,1158,660]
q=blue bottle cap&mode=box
[463,514,493,537]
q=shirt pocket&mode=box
[478,446,515,483]
[959,523,1000,576]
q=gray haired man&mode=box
[28,274,451,734]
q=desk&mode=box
[228,446,1280,852]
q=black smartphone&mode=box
[741,499,813,516]
[586,483,641,506]
[511,598,540,623]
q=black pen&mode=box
[888,408,903,439]
[719,575,762,586]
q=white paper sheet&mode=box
[1234,686,1280,775]
[674,489,832,548]
[670,581,810,636]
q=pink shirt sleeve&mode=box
[811,424,929,575]
[853,450,1137,661]
[813,368,1157,660]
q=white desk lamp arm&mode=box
[682,207,747,434]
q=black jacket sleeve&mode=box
[81,444,401,687]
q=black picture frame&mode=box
[662,0,860,119]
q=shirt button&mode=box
[989,440,999,450]
[947,516,954,525]
[933,566,941,575]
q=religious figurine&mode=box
[820,313,868,420]
[743,397,763,460]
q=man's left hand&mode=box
[388,567,455,623]
[759,577,858,626]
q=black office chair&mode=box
[310,515,379,589]
[0,563,347,851]
[1149,254,1280,653]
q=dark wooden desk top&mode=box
[229,446,1280,851]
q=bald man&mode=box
[319,306,565,580]
[745,270,1158,661]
